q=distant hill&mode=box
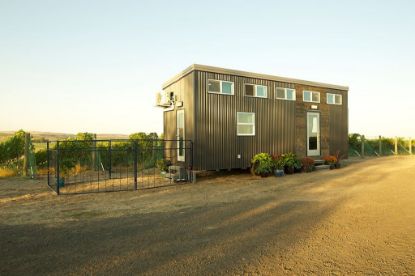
[0,131,130,142]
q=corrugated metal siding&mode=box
[163,72,195,167]
[194,71,296,170]
[162,69,348,171]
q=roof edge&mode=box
[162,64,349,91]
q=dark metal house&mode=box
[157,64,348,171]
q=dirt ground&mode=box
[1,156,414,275]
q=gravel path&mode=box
[1,156,414,275]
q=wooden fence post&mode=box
[361,135,365,158]
[394,137,398,155]
[23,132,30,176]
[378,135,382,156]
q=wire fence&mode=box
[46,139,193,195]
[348,135,414,157]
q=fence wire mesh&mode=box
[348,135,414,157]
[46,139,193,195]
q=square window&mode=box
[327,93,334,104]
[312,93,319,102]
[221,81,233,94]
[208,80,220,93]
[286,89,295,100]
[237,112,255,136]
[335,94,342,104]
[256,85,267,98]
[245,84,254,96]
[303,91,311,102]
[276,88,285,99]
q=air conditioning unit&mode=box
[155,91,173,107]
[168,165,188,181]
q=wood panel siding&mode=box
[294,86,348,158]
[328,90,349,158]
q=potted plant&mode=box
[323,155,337,170]
[301,157,315,172]
[251,153,275,177]
[281,152,297,174]
[272,154,285,177]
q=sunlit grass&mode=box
[0,167,18,178]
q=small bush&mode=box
[301,157,315,172]
[35,149,48,168]
[156,159,172,172]
[323,155,337,165]
[281,153,301,174]
[271,154,285,170]
[251,153,275,177]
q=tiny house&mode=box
[157,64,348,171]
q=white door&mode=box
[177,109,185,162]
[307,112,320,156]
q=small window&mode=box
[303,90,320,103]
[327,93,342,105]
[208,79,234,95]
[276,87,296,101]
[244,84,267,98]
[245,84,254,96]
[237,112,255,136]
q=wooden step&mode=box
[314,159,325,166]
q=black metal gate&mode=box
[47,139,193,195]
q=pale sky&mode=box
[1,0,414,137]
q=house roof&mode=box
[163,64,349,91]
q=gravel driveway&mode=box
[1,156,414,275]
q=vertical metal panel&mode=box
[162,72,195,167]
[193,71,296,170]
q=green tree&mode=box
[0,130,26,163]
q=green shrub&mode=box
[271,154,285,170]
[156,159,172,172]
[251,153,275,176]
[35,149,48,168]
[0,130,26,164]
[281,152,301,174]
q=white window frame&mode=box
[303,90,320,103]
[176,109,185,161]
[207,79,234,95]
[244,84,268,98]
[275,87,296,101]
[237,112,255,136]
[326,93,342,105]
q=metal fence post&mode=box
[409,138,412,155]
[23,132,30,176]
[361,135,365,158]
[47,141,50,187]
[378,135,382,156]
[56,141,60,195]
[395,137,398,155]
[108,140,112,179]
[133,141,138,190]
